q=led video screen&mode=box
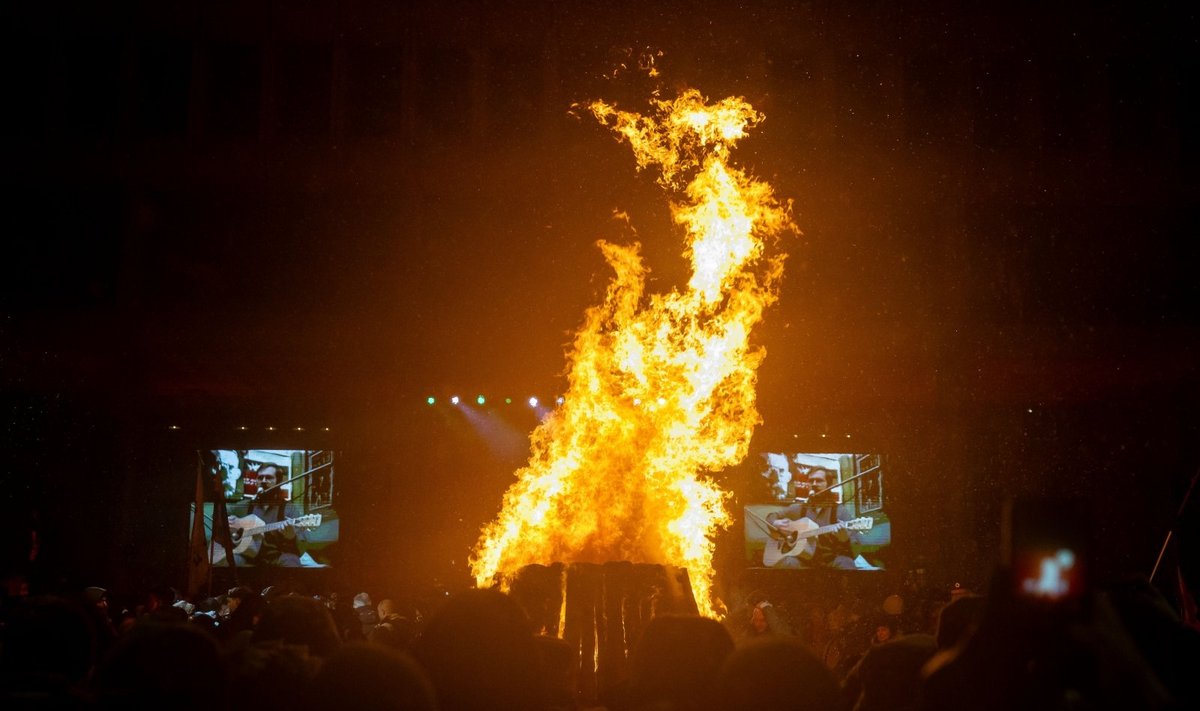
[189,449,340,568]
[743,452,891,570]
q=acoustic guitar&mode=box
[211,513,321,566]
[762,516,873,567]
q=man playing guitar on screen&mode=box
[230,464,302,567]
[764,467,859,569]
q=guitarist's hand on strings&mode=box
[766,515,795,541]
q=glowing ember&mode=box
[470,87,793,618]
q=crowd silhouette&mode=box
[1,565,1197,710]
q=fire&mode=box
[470,88,793,618]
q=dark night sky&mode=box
[1,1,1197,594]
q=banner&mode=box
[186,463,211,598]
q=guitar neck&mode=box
[244,519,295,537]
[796,521,844,539]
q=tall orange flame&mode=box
[471,88,792,617]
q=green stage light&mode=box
[477,395,486,405]
[427,396,436,405]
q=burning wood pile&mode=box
[505,562,696,699]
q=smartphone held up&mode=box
[1003,497,1091,604]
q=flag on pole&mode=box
[211,474,237,571]
[186,463,211,599]
[205,451,238,581]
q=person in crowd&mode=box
[221,593,343,711]
[306,642,436,711]
[190,609,218,635]
[413,588,547,711]
[735,589,792,641]
[83,585,117,654]
[922,567,1183,711]
[138,584,189,624]
[1098,577,1200,709]
[612,614,735,711]
[871,618,897,646]
[219,585,263,646]
[115,606,138,636]
[765,467,857,569]
[533,634,579,711]
[353,591,379,637]
[823,598,873,681]
[251,593,342,659]
[1,595,96,707]
[371,598,419,650]
[325,591,366,641]
[711,636,843,711]
[842,633,937,711]
[92,619,224,710]
[932,593,985,651]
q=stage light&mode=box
[267,426,275,431]
[528,396,539,408]
[556,397,564,405]
[238,426,247,430]
[294,427,304,431]
[168,425,180,430]
[451,396,460,405]
[477,395,486,405]
[633,398,642,406]
[505,398,512,404]
[427,396,436,405]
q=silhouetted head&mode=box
[308,642,436,711]
[93,620,223,710]
[935,594,985,649]
[627,614,735,711]
[252,593,342,659]
[413,588,545,711]
[533,634,577,708]
[853,634,937,711]
[714,637,842,711]
[0,595,95,692]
